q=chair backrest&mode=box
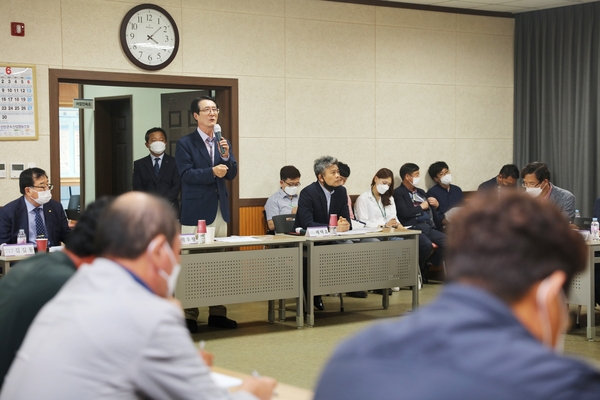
[272,213,296,234]
[67,194,80,211]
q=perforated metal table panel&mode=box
[568,241,599,341]
[176,236,304,328]
[305,229,420,326]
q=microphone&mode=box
[214,124,226,155]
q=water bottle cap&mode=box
[594,218,598,221]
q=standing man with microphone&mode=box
[175,95,238,331]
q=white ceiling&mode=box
[381,0,598,14]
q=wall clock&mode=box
[120,4,179,70]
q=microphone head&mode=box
[214,124,222,139]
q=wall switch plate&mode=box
[10,163,25,178]
[0,163,5,178]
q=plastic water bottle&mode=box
[575,209,581,218]
[591,218,599,241]
[17,229,26,244]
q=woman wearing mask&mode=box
[354,168,402,229]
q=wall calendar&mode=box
[0,65,38,140]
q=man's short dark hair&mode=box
[399,163,419,181]
[280,165,300,181]
[520,162,550,182]
[144,127,167,143]
[94,193,177,259]
[337,162,350,178]
[427,161,449,180]
[19,168,47,195]
[445,192,586,303]
[499,164,520,179]
[190,95,219,115]
[65,197,113,257]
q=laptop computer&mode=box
[65,209,81,221]
[272,214,296,234]
[574,217,593,230]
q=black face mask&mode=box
[319,176,337,192]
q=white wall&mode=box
[0,0,514,205]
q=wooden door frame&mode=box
[49,69,240,234]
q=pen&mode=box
[199,340,205,350]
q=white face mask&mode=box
[526,186,543,197]
[149,240,181,297]
[536,277,568,353]
[32,189,52,205]
[149,141,166,154]
[376,184,389,195]
[284,186,298,196]
[411,176,421,186]
[440,174,452,186]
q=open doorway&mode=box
[49,69,240,234]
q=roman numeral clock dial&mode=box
[120,4,179,70]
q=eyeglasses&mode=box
[31,184,54,190]
[199,108,219,114]
[284,181,301,187]
[522,181,541,189]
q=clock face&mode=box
[120,4,179,70]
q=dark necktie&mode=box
[154,157,160,177]
[34,208,46,238]
[206,138,214,166]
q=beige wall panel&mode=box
[454,138,513,191]
[35,65,50,138]
[285,0,375,24]
[457,14,514,35]
[285,19,375,81]
[182,9,284,76]
[285,138,376,196]
[376,6,456,31]
[238,138,286,198]
[285,79,375,139]
[456,32,514,87]
[376,83,455,139]
[375,138,457,189]
[0,0,62,65]
[0,136,51,206]
[456,86,513,139]
[182,0,284,16]
[376,26,456,84]
[238,77,285,138]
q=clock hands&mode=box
[146,26,162,44]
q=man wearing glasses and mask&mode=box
[521,162,576,221]
[0,168,70,247]
[264,165,301,232]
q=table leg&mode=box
[588,249,596,341]
[412,234,419,310]
[268,300,275,323]
[278,299,286,321]
[296,243,304,328]
[307,242,314,327]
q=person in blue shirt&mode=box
[315,192,600,400]
[426,161,463,225]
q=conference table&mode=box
[177,235,306,328]
[568,240,600,341]
[0,255,29,277]
[304,228,420,327]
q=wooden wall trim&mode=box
[239,198,268,207]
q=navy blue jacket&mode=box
[426,183,464,220]
[393,183,442,229]
[0,197,71,247]
[315,284,600,400]
[175,131,237,226]
[478,176,498,192]
[294,181,351,229]
[132,153,181,216]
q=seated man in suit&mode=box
[0,168,70,247]
[295,156,353,309]
[521,161,576,221]
[393,163,445,283]
[426,161,464,225]
[132,127,181,217]
[478,164,520,192]
[264,165,301,232]
[315,192,600,400]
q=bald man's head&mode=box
[94,192,177,259]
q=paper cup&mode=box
[197,220,207,234]
[206,227,216,244]
[329,214,338,227]
[36,238,48,253]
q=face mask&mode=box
[376,184,389,195]
[284,186,298,196]
[411,176,420,186]
[149,141,166,154]
[320,175,337,192]
[32,189,52,205]
[149,240,181,297]
[440,174,452,186]
[536,277,568,353]
[526,187,543,197]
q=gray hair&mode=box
[313,156,338,178]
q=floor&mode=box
[190,282,600,391]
